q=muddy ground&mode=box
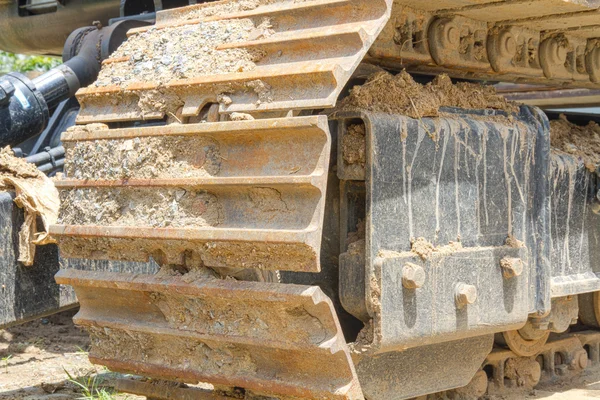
[0,309,140,400]
[2,310,600,399]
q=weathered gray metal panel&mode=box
[375,247,529,350]
[549,153,600,297]
[335,107,551,352]
[356,334,493,400]
[0,191,157,328]
[0,191,72,327]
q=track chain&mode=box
[369,4,600,87]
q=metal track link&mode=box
[55,269,363,399]
[369,1,600,87]
[74,0,392,124]
[52,1,396,398]
[483,331,599,395]
[52,117,331,272]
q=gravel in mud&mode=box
[183,0,273,19]
[551,114,600,172]
[64,132,221,181]
[340,71,519,118]
[179,0,312,20]
[95,18,272,88]
[58,188,222,228]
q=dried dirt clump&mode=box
[0,146,59,265]
[248,187,289,212]
[149,288,326,344]
[504,357,542,388]
[86,325,258,377]
[65,132,221,180]
[0,147,41,179]
[551,114,600,171]
[410,237,462,260]
[137,89,184,118]
[342,124,366,166]
[347,218,366,248]
[95,18,272,88]
[57,235,315,272]
[202,241,316,271]
[506,234,525,248]
[58,188,222,228]
[340,71,519,118]
[411,237,435,260]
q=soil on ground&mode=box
[0,309,139,400]
[4,310,600,399]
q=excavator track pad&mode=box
[52,0,392,398]
[55,269,362,399]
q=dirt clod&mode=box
[230,112,255,121]
[551,114,600,171]
[410,237,463,260]
[342,124,366,166]
[506,234,525,248]
[410,237,435,260]
[340,71,519,118]
[504,357,541,388]
[0,147,59,265]
[347,219,365,248]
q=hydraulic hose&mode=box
[0,19,148,147]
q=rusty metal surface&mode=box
[56,269,364,399]
[74,0,392,124]
[368,0,600,88]
[486,331,593,394]
[115,379,234,400]
[355,335,494,400]
[52,116,331,273]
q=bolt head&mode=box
[446,26,460,47]
[402,263,426,289]
[500,32,517,56]
[455,283,477,308]
[554,42,568,64]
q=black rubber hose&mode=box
[25,145,65,165]
[63,37,103,89]
[37,158,65,173]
